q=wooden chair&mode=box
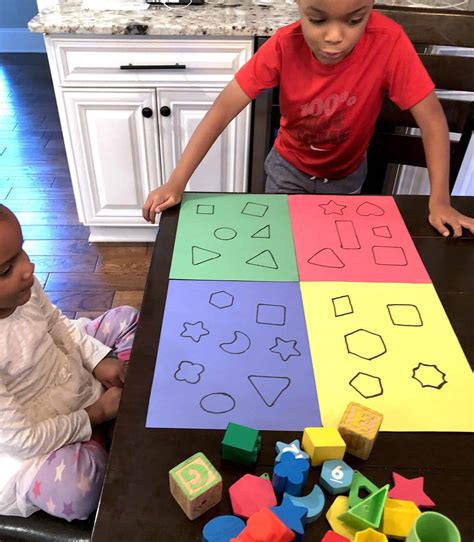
[363,7,474,195]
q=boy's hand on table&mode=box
[93,357,127,388]
[428,202,474,237]
[142,181,183,224]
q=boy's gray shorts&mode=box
[264,146,367,195]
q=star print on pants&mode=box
[388,472,435,508]
[62,501,75,518]
[46,497,56,513]
[77,473,92,496]
[55,459,66,482]
[319,200,347,215]
[32,480,41,498]
[180,321,210,342]
[270,338,301,361]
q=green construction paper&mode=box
[169,194,299,281]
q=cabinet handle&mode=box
[120,63,186,70]
[160,106,171,117]
[142,107,153,118]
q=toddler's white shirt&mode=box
[0,277,110,516]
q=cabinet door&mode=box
[157,88,250,193]
[62,89,160,225]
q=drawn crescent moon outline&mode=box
[219,331,251,355]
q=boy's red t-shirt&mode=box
[235,11,435,179]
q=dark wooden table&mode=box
[92,195,473,542]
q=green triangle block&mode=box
[260,473,271,481]
[246,250,278,269]
[348,470,379,508]
[192,246,221,266]
[337,484,389,531]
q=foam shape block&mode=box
[229,474,277,519]
[338,402,383,460]
[203,515,246,542]
[231,507,295,542]
[382,498,421,540]
[326,497,357,540]
[348,471,379,508]
[354,528,388,541]
[322,533,351,542]
[272,451,310,496]
[169,452,222,520]
[301,427,346,466]
[285,485,325,524]
[320,460,354,495]
[338,485,389,531]
[388,472,436,508]
[275,440,310,462]
[221,422,261,466]
[272,494,307,542]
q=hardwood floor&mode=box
[0,53,151,318]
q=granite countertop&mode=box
[28,0,473,36]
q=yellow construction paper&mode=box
[301,282,473,432]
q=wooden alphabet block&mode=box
[169,452,222,520]
[338,402,383,460]
[301,427,346,467]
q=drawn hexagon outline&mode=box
[345,329,387,360]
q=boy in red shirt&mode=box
[143,0,473,237]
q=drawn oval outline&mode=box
[200,392,236,414]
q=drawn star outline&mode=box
[180,321,210,343]
[270,337,301,362]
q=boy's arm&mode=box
[143,78,252,223]
[410,91,474,237]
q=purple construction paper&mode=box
[146,280,321,430]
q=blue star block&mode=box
[272,494,307,542]
[285,485,325,524]
[202,515,245,542]
[275,440,309,463]
[320,459,354,495]
[272,451,310,496]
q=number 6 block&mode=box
[169,452,222,520]
[320,460,354,495]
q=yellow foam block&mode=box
[382,498,421,539]
[325,496,357,540]
[302,427,346,466]
[354,528,388,541]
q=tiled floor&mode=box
[0,53,152,318]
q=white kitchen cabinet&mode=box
[157,88,249,194]
[45,36,253,241]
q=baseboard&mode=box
[0,28,45,53]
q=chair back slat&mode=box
[420,55,474,92]
[378,98,472,133]
[377,7,474,47]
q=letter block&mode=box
[221,422,261,465]
[169,452,222,520]
[302,427,346,466]
[338,402,383,460]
